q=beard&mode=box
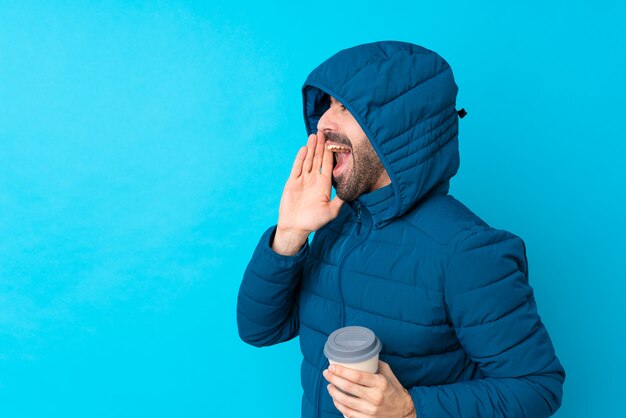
[326,131,385,202]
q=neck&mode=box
[371,170,391,192]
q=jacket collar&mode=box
[347,180,450,228]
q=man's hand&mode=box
[272,132,344,255]
[323,361,417,418]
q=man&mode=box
[237,41,565,418]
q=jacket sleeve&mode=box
[236,225,308,347]
[408,229,566,418]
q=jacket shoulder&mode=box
[398,194,492,247]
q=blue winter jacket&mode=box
[237,41,565,418]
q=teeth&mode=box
[327,145,351,153]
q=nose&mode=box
[317,106,338,133]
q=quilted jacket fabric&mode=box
[237,41,565,418]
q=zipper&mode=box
[355,201,362,235]
[337,201,370,327]
[318,201,371,418]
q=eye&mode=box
[328,97,347,111]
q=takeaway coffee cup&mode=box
[324,326,382,417]
[324,325,382,375]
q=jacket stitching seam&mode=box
[382,100,456,151]
[344,267,443,292]
[378,65,451,108]
[391,119,458,175]
[385,107,457,162]
[346,304,448,328]
[453,295,530,329]
[447,269,521,296]
[241,284,291,309]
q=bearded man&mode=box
[237,41,565,418]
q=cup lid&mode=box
[324,326,382,364]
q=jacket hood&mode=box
[302,41,461,225]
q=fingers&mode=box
[323,369,369,400]
[377,360,392,376]
[321,133,334,178]
[302,134,317,173]
[312,131,325,173]
[289,146,308,179]
[377,360,401,385]
[326,364,380,388]
[297,132,329,178]
[327,384,370,418]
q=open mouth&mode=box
[327,144,352,178]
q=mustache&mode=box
[324,131,352,148]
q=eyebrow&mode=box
[329,96,341,106]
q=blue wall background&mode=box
[1,1,624,417]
